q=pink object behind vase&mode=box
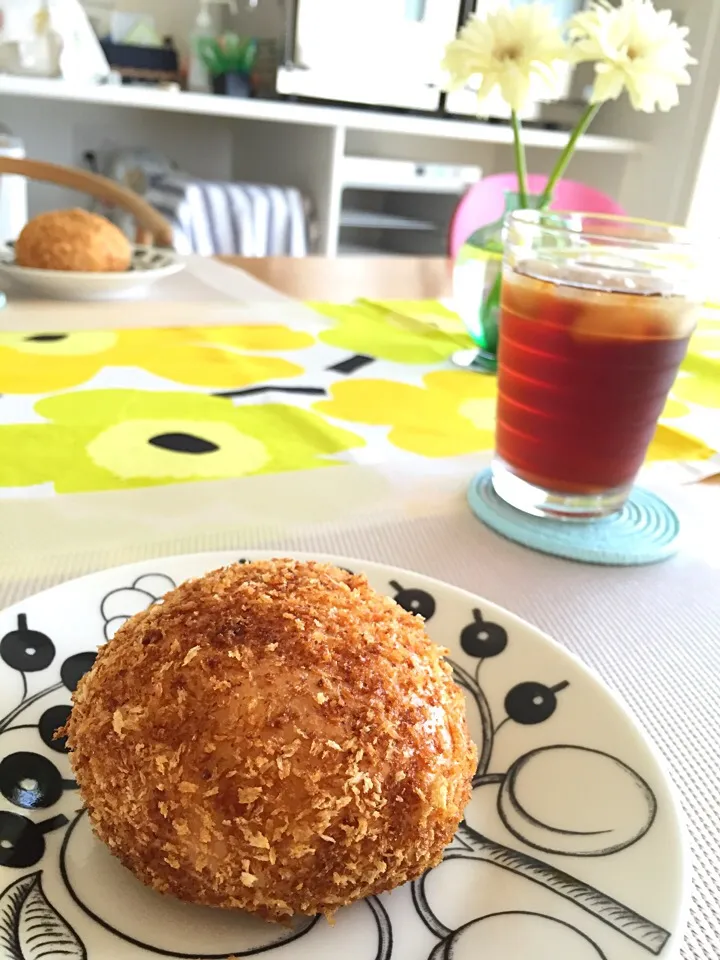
[449,173,626,258]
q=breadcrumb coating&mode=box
[64,559,477,920]
[15,209,132,272]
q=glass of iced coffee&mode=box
[494,211,703,520]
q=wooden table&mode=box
[0,256,452,331]
[220,256,453,301]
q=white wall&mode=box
[590,0,720,224]
[686,87,720,234]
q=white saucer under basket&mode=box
[0,245,185,300]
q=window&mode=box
[510,0,584,14]
[405,0,427,22]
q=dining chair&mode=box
[0,156,174,247]
[449,173,626,258]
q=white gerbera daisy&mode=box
[442,2,570,114]
[569,0,695,113]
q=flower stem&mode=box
[511,110,528,207]
[538,102,602,208]
[480,271,502,356]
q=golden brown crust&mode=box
[15,208,132,272]
[65,559,476,920]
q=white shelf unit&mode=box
[337,191,451,259]
[338,196,445,258]
[0,75,643,153]
[334,155,479,257]
[339,211,437,231]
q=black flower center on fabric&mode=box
[148,433,220,455]
[23,334,68,343]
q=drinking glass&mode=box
[493,211,704,520]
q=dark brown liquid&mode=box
[496,266,696,493]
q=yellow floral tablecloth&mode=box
[0,300,718,496]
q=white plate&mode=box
[0,245,185,300]
[0,552,688,960]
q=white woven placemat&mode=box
[0,465,717,959]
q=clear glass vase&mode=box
[453,191,545,373]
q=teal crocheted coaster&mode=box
[467,468,680,566]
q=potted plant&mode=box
[196,33,258,97]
